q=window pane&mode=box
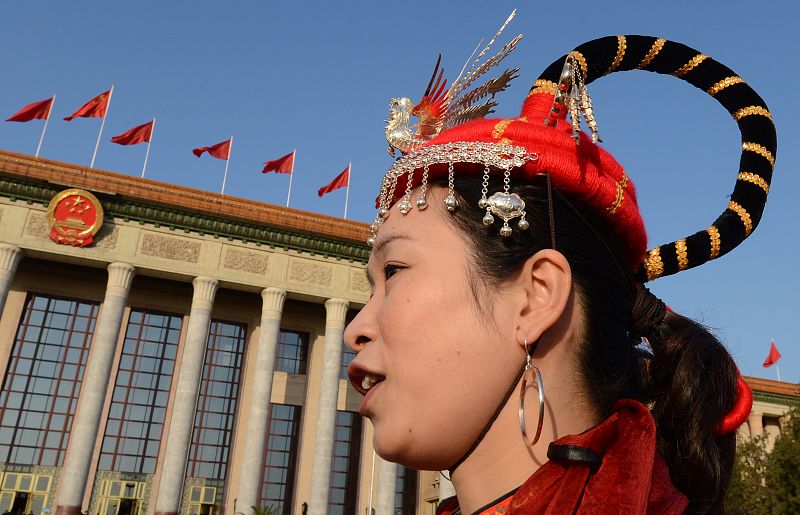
[327,411,362,514]
[275,330,309,375]
[187,320,246,485]
[0,294,98,466]
[98,309,182,474]
[258,404,302,514]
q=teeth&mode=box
[361,374,380,391]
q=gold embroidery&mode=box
[644,247,664,281]
[605,36,627,75]
[570,51,589,78]
[491,119,514,139]
[529,80,558,96]
[672,53,709,77]
[733,105,773,122]
[728,200,753,236]
[707,226,721,259]
[675,239,689,271]
[498,137,512,145]
[606,173,629,215]
[737,172,770,194]
[707,76,745,96]
[742,142,775,167]
[636,38,666,69]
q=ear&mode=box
[513,249,573,349]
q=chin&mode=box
[372,428,456,471]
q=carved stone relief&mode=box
[140,233,200,262]
[223,247,269,274]
[25,212,48,237]
[288,259,333,287]
[349,268,369,293]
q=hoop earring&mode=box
[519,337,545,447]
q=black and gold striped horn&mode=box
[535,35,777,282]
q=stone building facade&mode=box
[0,150,444,515]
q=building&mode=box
[0,149,444,515]
[0,149,797,515]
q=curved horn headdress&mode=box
[533,36,776,282]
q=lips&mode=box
[348,363,386,397]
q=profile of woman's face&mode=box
[344,187,524,470]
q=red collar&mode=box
[438,400,687,515]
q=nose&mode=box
[344,297,380,353]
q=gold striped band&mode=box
[606,173,629,215]
[675,239,689,271]
[491,119,514,139]
[707,226,721,259]
[707,76,745,96]
[733,105,773,122]
[644,247,664,281]
[728,200,753,236]
[737,172,770,194]
[570,51,589,78]
[672,53,709,77]
[742,142,775,167]
[529,80,558,96]
[605,36,627,75]
[636,38,666,69]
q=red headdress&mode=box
[372,28,777,434]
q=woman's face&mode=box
[344,187,525,470]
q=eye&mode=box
[383,263,404,281]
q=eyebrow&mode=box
[366,234,412,287]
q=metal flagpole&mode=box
[221,135,233,194]
[366,449,376,515]
[90,86,113,168]
[343,162,351,219]
[286,149,296,207]
[776,363,782,382]
[35,94,55,158]
[141,118,156,178]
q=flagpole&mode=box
[343,162,351,219]
[286,149,296,207]
[35,94,55,158]
[367,449,376,515]
[90,85,113,168]
[141,118,156,178]
[776,363,781,382]
[221,135,233,194]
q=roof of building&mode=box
[0,149,371,261]
[745,375,800,406]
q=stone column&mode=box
[307,298,349,515]
[748,411,763,437]
[375,458,397,514]
[235,287,286,510]
[0,244,22,318]
[155,276,219,515]
[55,262,135,515]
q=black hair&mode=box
[439,174,737,513]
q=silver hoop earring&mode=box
[519,337,545,447]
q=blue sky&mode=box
[1,1,797,383]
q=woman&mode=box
[345,33,774,514]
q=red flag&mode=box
[262,151,295,174]
[193,139,231,160]
[318,165,350,197]
[762,340,782,368]
[64,89,111,121]
[111,120,154,146]
[6,97,54,122]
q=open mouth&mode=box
[348,364,386,396]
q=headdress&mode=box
[372,34,776,284]
[371,28,777,435]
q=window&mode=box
[275,330,308,375]
[187,320,246,480]
[395,465,419,514]
[98,309,182,473]
[340,345,356,380]
[0,294,98,466]
[258,404,302,514]
[327,411,362,515]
